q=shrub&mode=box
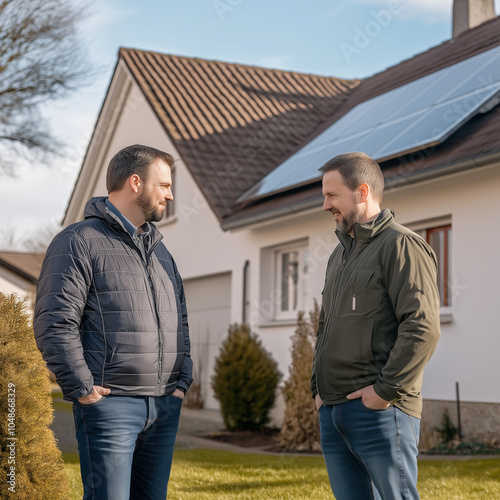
[435,408,458,444]
[279,300,321,451]
[212,324,281,431]
[0,293,69,499]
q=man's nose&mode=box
[323,198,331,212]
[165,188,173,201]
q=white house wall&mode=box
[0,269,35,311]
[213,162,500,408]
[383,162,500,405]
[71,75,499,410]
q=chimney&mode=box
[453,0,496,37]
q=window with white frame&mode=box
[273,242,309,320]
[412,217,452,308]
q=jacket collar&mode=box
[84,196,163,247]
[336,208,394,250]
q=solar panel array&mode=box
[239,45,500,202]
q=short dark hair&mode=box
[319,151,385,203]
[106,144,175,193]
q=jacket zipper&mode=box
[145,239,164,397]
[318,236,358,398]
[129,234,164,396]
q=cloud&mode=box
[352,0,452,22]
[353,0,500,22]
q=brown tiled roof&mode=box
[0,252,44,283]
[119,48,358,220]
[223,16,500,227]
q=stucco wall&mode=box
[75,78,499,425]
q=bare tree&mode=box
[0,221,59,252]
[0,0,94,172]
[23,221,60,253]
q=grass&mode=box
[63,450,500,499]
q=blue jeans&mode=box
[73,394,183,500]
[319,399,420,500]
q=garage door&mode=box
[183,272,231,410]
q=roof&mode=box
[0,252,44,284]
[223,15,500,227]
[119,48,358,220]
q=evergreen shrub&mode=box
[279,300,321,451]
[0,293,69,499]
[212,324,281,431]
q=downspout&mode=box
[242,260,250,325]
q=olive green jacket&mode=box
[311,209,440,418]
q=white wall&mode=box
[384,163,500,404]
[0,269,35,311]
[74,76,500,407]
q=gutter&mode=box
[0,258,38,285]
[221,150,500,231]
[221,196,323,231]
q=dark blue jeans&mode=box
[73,394,183,500]
[319,399,420,500]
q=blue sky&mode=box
[2,0,499,245]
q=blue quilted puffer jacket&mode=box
[34,197,193,401]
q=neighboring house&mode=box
[0,252,44,313]
[64,3,499,439]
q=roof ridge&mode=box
[118,47,355,83]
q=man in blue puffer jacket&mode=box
[34,144,193,500]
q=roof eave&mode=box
[221,150,500,231]
[0,258,38,284]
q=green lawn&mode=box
[63,450,500,500]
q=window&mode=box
[273,242,309,321]
[412,218,452,308]
[426,225,452,307]
[259,240,309,324]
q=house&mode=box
[0,252,44,313]
[64,1,500,439]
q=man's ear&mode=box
[359,183,369,202]
[129,174,141,194]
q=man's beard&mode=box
[137,191,165,222]
[336,207,361,234]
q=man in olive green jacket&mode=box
[312,152,440,500]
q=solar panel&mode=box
[238,45,500,202]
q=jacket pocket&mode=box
[337,269,381,318]
[327,316,374,365]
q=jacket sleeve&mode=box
[310,305,325,399]
[172,259,193,394]
[373,233,441,403]
[34,229,95,401]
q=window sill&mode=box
[440,309,453,324]
[259,319,298,328]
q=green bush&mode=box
[212,324,281,431]
[279,300,321,451]
[435,408,458,444]
[0,293,69,500]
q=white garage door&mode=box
[183,272,231,410]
